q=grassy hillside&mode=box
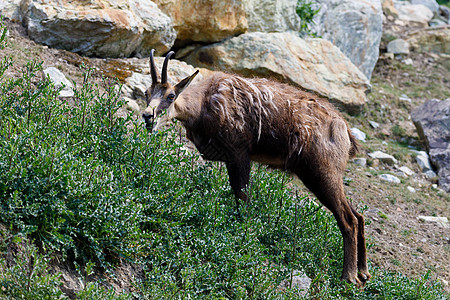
[0,20,448,299]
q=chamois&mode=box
[142,50,370,287]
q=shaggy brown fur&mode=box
[142,51,370,287]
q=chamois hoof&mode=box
[342,274,364,288]
[358,271,371,286]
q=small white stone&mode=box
[399,94,412,102]
[387,39,410,54]
[353,158,367,167]
[407,186,416,193]
[399,166,414,176]
[369,120,380,128]
[43,67,74,97]
[351,127,366,142]
[379,173,401,183]
[403,58,413,65]
[369,151,398,165]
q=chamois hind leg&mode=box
[296,167,363,287]
[351,206,371,283]
[225,157,251,208]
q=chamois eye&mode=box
[167,93,176,102]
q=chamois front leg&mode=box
[225,157,251,208]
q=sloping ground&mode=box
[1,18,449,293]
[345,51,450,287]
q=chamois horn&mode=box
[161,51,175,84]
[149,49,159,84]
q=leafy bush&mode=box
[0,237,65,299]
[296,0,321,36]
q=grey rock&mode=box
[244,0,301,33]
[379,173,401,183]
[418,216,449,228]
[387,39,410,54]
[415,151,433,172]
[368,151,398,165]
[353,158,367,167]
[394,2,434,25]
[424,170,439,182]
[309,0,383,80]
[126,72,153,100]
[411,99,450,192]
[440,5,450,22]
[124,97,141,113]
[411,0,439,14]
[369,120,380,128]
[429,16,448,27]
[351,127,366,141]
[20,0,176,58]
[184,32,370,114]
[399,94,412,102]
[0,0,22,22]
[43,67,74,97]
[407,186,416,193]
[278,270,311,297]
[403,58,413,65]
[399,166,415,176]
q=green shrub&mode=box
[296,0,321,36]
[0,237,66,299]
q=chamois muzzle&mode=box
[142,109,156,131]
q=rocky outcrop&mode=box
[407,26,450,54]
[243,0,300,33]
[19,0,176,57]
[411,0,440,14]
[153,0,300,45]
[394,1,434,26]
[411,99,450,192]
[183,32,370,114]
[153,0,247,45]
[309,0,383,80]
[0,0,22,22]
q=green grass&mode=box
[0,21,448,299]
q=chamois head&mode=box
[142,50,199,130]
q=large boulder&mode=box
[411,99,450,192]
[394,1,434,26]
[153,0,248,44]
[0,0,22,22]
[19,0,176,58]
[411,0,439,14]
[243,0,300,33]
[407,25,450,54]
[309,0,383,80]
[153,0,300,45]
[183,32,370,114]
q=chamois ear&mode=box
[175,70,199,95]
